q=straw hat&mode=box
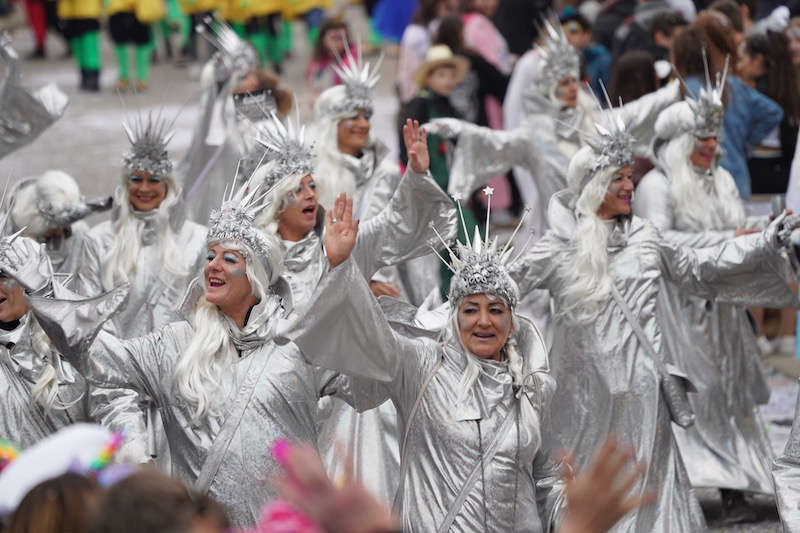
[414,45,470,88]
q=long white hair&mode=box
[172,241,271,422]
[449,296,539,442]
[101,175,186,291]
[557,147,616,323]
[28,316,81,411]
[657,134,746,231]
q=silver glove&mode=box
[0,236,53,293]
[765,211,800,249]
[424,118,465,139]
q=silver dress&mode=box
[280,167,457,506]
[634,166,781,494]
[772,382,800,532]
[0,314,88,448]
[282,256,567,532]
[509,190,794,532]
[30,285,379,528]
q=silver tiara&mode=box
[36,196,112,227]
[430,189,533,308]
[121,109,176,176]
[582,84,635,178]
[329,40,383,116]
[533,19,581,91]
[0,185,26,263]
[253,110,314,191]
[206,174,274,263]
[682,51,727,138]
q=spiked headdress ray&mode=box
[429,188,532,308]
[673,50,728,138]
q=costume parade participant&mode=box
[253,113,456,505]
[426,20,679,235]
[0,35,68,160]
[8,170,111,277]
[178,16,293,225]
[505,108,800,531]
[283,186,566,531]
[107,0,155,92]
[8,175,386,527]
[79,110,206,338]
[633,66,790,520]
[0,221,126,450]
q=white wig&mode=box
[29,316,81,412]
[100,172,185,291]
[253,164,309,236]
[11,171,81,237]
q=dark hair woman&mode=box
[741,30,800,194]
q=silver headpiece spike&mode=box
[532,18,581,92]
[329,36,382,116]
[253,109,315,191]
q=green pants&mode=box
[70,29,100,70]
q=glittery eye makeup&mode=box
[223,252,240,264]
[206,250,216,261]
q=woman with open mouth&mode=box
[634,63,788,523]
[251,110,455,507]
[2,177,387,529]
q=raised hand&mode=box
[0,236,53,293]
[403,119,430,174]
[324,193,359,269]
[558,437,653,533]
[369,281,402,298]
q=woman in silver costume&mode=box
[504,108,800,531]
[253,115,456,506]
[79,112,207,338]
[0,228,125,449]
[425,20,679,235]
[8,170,110,278]
[283,186,568,531]
[633,72,789,521]
[6,179,381,528]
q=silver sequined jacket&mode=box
[509,190,794,532]
[282,257,566,532]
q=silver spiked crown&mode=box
[533,19,581,92]
[430,189,533,308]
[328,40,383,116]
[206,174,275,265]
[253,110,315,191]
[681,52,727,138]
[121,110,176,176]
